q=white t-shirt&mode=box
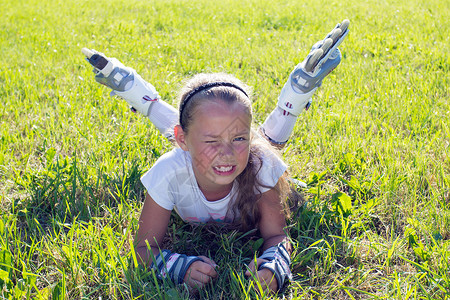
[140,147,287,223]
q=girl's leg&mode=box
[260,20,349,147]
[83,48,179,141]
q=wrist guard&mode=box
[258,243,292,291]
[151,250,203,284]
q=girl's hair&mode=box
[178,73,293,231]
[230,138,293,231]
[178,73,252,134]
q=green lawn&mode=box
[0,0,449,298]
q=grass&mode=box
[0,0,449,298]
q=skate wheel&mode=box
[304,48,323,73]
[339,19,350,34]
[329,28,342,44]
[81,47,95,59]
[319,38,333,59]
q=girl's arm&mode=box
[258,188,291,251]
[135,193,218,288]
[135,193,172,263]
[245,188,291,292]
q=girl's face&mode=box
[175,99,251,198]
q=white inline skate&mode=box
[82,48,178,140]
[261,20,350,145]
[278,19,350,116]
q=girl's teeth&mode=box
[215,166,232,172]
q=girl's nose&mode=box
[219,142,234,156]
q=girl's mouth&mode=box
[212,165,236,176]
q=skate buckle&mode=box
[142,95,158,103]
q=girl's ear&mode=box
[174,125,189,151]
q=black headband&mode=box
[179,81,249,125]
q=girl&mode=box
[83,20,349,293]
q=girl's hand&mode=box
[183,256,218,289]
[245,258,278,292]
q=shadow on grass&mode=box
[3,150,152,298]
[13,151,146,233]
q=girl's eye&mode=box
[233,137,246,142]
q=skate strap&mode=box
[109,70,160,116]
[150,250,203,284]
[277,83,317,116]
[258,243,292,291]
